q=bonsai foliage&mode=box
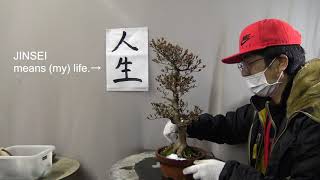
[148,38,206,158]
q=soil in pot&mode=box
[155,146,207,180]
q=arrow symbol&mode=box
[90,66,102,70]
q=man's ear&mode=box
[277,54,288,72]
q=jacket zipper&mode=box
[270,111,299,153]
[270,111,301,154]
[250,105,264,169]
[255,132,263,169]
[248,99,259,165]
[270,111,312,153]
[248,111,257,164]
[249,100,278,169]
[266,102,278,145]
[270,119,288,157]
[263,102,278,172]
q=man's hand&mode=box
[163,121,178,143]
[183,159,225,180]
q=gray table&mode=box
[109,151,163,180]
[109,150,215,180]
[40,156,80,180]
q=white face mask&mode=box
[244,58,283,97]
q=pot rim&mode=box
[155,146,206,167]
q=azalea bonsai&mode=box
[148,38,206,158]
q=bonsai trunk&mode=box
[173,126,187,156]
[171,68,188,156]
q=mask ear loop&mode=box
[272,71,284,84]
[262,57,277,73]
[265,57,284,86]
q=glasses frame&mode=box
[237,57,265,72]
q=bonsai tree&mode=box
[148,38,206,158]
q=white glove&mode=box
[163,121,178,143]
[183,159,225,180]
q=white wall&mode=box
[0,0,319,179]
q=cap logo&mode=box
[241,34,253,46]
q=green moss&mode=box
[160,144,175,156]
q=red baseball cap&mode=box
[222,18,301,64]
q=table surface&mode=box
[40,156,80,180]
[109,151,163,180]
[109,150,215,180]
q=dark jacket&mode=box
[187,59,320,180]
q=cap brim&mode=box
[221,46,270,64]
[221,52,243,64]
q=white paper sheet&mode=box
[106,27,148,91]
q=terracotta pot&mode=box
[155,146,207,180]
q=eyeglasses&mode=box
[237,57,264,72]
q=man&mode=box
[163,18,320,180]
